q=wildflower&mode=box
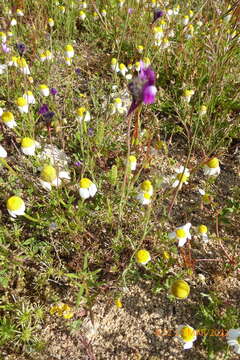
[168,223,192,247]
[136,45,144,54]
[153,8,164,23]
[59,5,65,13]
[172,165,190,189]
[111,58,119,72]
[17,57,30,75]
[93,11,98,20]
[153,26,164,43]
[21,137,40,156]
[10,18,17,26]
[7,196,25,218]
[161,37,170,49]
[1,43,10,53]
[50,88,58,96]
[76,107,90,122]
[39,104,49,115]
[199,105,207,116]
[50,303,74,319]
[7,31,13,38]
[79,178,97,199]
[119,63,128,77]
[65,44,74,58]
[176,325,197,349]
[183,89,194,103]
[128,155,137,170]
[16,97,28,114]
[128,62,157,115]
[135,249,151,265]
[65,57,72,66]
[44,50,53,61]
[134,61,141,72]
[226,328,240,354]
[198,189,212,204]
[141,180,153,195]
[0,32,7,43]
[40,165,70,191]
[8,56,18,67]
[171,280,190,299]
[118,0,125,7]
[48,18,54,27]
[16,43,26,57]
[2,111,17,128]
[23,91,35,104]
[110,98,127,115]
[39,84,50,97]
[203,158,220,176]
[173,5,180,15]
[189,10,193,18]
[0,64,7,74]
[162,251,170,260]
[197,225,208,243]
[182,15,189,25]
[79,10,86,20]
[101,9,107,17]
[16,9,24,16]
[136,192,152,205]
[186,24,194,39]
[114,298,123,308]
[0,145,7,158]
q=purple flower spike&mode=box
[50,87,58,96]
[38,104,49,115]
[128,63,157,115]
[153,8,164,24]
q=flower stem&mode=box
[23,213,41,223]
[0,158,17,176]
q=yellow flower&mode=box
[65,44,74,58]
[114,298,123,308]
[140,180,153,195]
[2,111,16,128]
[135,249,151,265]
[41,165,57,183]
[171,280,190,299]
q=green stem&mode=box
[0,158,17,176]
[23,213,41,223]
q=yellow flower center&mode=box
[21,137,35,148]
[77,107,86,116]
[41,165,57,182]
[184,89,194,97]
[176,173,188,183]
[7,196,24,211]
[45,50,52,57]
[128,155,136,163]
[17,97,27,107]
[80,178,92,188]
[207,158,219,168]
[114,98,122,104]
[114,299,123,308]
[39,84,48,90]
[25,91,33,96]
[65,44,73,52]
[111,58,117,65]
[135,249,151,264]
[119,63,126,70]
[143,57,150,65]
[180,327,195,342]
[198,225,207,234]
[176,228,187,238]
[171,280,190,299]
[79,11,85,16]
[143,193,151,200]
[2,111,14,122]
[141,180,152,192]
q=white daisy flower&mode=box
[16,9,24,16]
[197,224,208,243]
[119,63,128,77]
[65,44,74,58]
[40,165,70,191]
[1,111,17,128]
[168,223,192,247]
[79,11,86,20]
[76,107,90,122]
[226,328,240,354]
[16,97,28,114]
[79,178,97,199]
[0,144,7,158]
[48,18,54,27]
[176,325,197,349]
[111,58,119,73]
[128,155,137,171]
[21,137,40,156]
[10,18,17,26]
[136,192,151,205]
[23,91,35,104]
[203,158,220,176]
[39,84,50,97]
[183,89,194,103]
[7,196,25,218]
[172,166,190,189]
[0,64,7,74]
[17,58,30,75]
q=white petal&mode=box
[199,189,205,195]
[89,184,97,197]
[21,145,35,155]
[178,238,187,247]
[39,179,52,191]
[172,180,179,188]
[79,188,90,199]
[233,344,240,354]
[183,341,193,349]
[52,177,61,187]
[59,171,71,180]
[0,145,7,158]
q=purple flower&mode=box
[128,8,133,14]
[74,161,83,167]
[38,104,49,115]
[88,128,94,137]
[75,68,81,75]
[128,63,157,115]
[50,87,58,96]
[2,43,10,53]
[153,8,164,24]
[16,42,26,57]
